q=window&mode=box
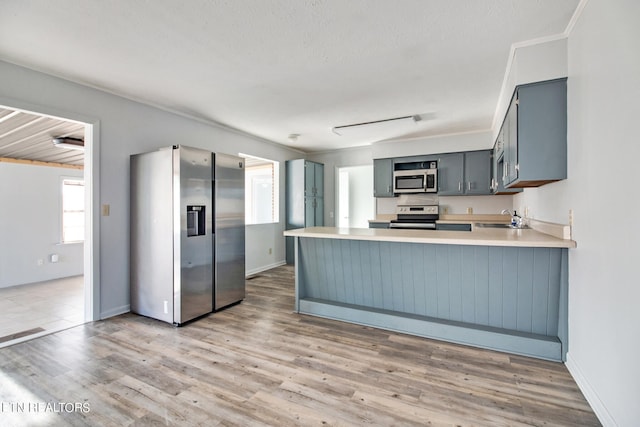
[240,154,279,225]
[62,178,84,243]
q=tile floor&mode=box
[0,275,84,348]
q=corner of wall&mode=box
[565,353,614,426]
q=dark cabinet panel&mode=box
[464,150,492,195]
[373,158,394,197]
[503,78,567,188]
[286,159,324,263]
[437,153,464,195]
[438,151,491,196]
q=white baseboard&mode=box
[565,353,615,426]
[100,304,130,320]
[246,260,287,277]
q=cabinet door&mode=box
[304,161,324,197]
[373,158,394,197]
[505,93,519,185]
[315,163,324,197]
[437,153,464,195]
[304,161,315,196]
[304,197,324,227]
[464,150,492,195]
[314,197,324,226]
[305,197,315,226]
[516,79,567,184]
[491,143,498,194]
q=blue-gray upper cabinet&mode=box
[437,152,464,195]
[286,159,324,263]
[438,151,491,195]
[373,158,394,197]
[503,78,567,188]
[304,160,324,197]
[491,122,522,195]
[464,150,492,195]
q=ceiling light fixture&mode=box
[52,136,84,150]
[288,133,300,143]
[332,115,422,137]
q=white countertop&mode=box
[284,226,576,248]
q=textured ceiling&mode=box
[0,0,580,152]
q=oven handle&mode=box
[389,222,436,229]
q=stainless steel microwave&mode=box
[393,169,437,193]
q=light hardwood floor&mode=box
[0,266,600,426]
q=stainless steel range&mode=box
[389,194,439,230]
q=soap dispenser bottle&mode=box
[511,211,522,228]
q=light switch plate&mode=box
[102,204,110,216]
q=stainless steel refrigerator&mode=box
[130,145,245,325]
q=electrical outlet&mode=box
[102,204,110,216]
[569,209,574,226]
[467,207,473,214]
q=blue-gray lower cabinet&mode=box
[292,237,568,362]
[435,223,472,231]
[368,222,390,229]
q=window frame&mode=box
[61,176,85,244]
[239,154,280,225]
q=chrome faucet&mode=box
[501,209,523,228]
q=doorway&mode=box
[0,102,96,347]
[337,165,374,228]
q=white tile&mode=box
[0,276,84,347]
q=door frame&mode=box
[0,96,101,322]
[335,164,375,229]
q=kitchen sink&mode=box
[474,223,530,229]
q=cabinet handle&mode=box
[458,182,462,192]
[467,182,471,191]
[387,185,391,193]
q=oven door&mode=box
[389,221,436,230]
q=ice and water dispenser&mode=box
[187,205,206,237]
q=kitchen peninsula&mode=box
[284,225,576,362]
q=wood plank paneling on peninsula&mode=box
[287,227,572,362]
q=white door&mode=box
[337,165,374,228]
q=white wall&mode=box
[438,195,514,215]
[0,162,84,288]
[0,60,301,318]
[513,1,640,425]
[372,131,493,159]
[493,38,568,141]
